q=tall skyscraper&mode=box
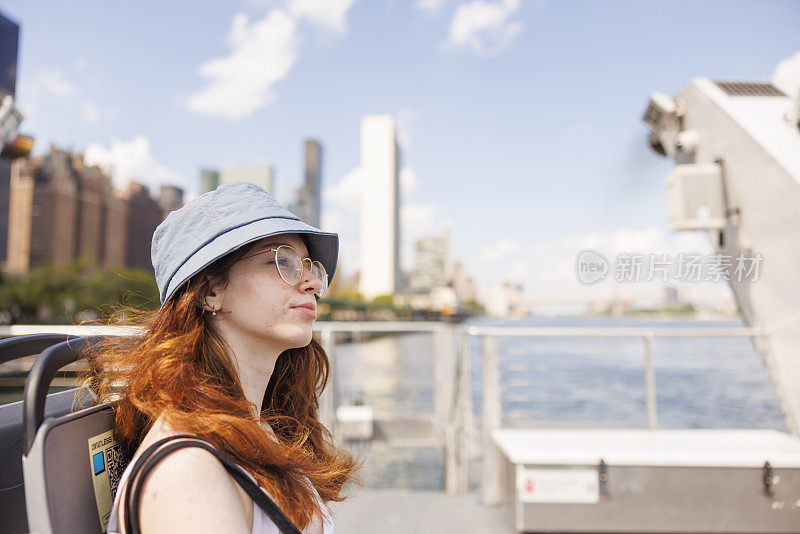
[158,185,184,216]
[0,11,18,99]
[300,139,322,227]
[0,10,19,264]
[199,168,219,194]
[219,164,273,192]
[204,163,299,213]
[358,115,401,299]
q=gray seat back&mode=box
[23,401,125,533]
[0,334,75,534]
[17,336,130,534]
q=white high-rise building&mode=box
[218,163,300,212]
[358,115,401,299]
[219,164,274,193]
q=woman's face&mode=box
[208,233,324,352]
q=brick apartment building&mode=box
[5,146,182,274]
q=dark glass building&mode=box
[0,10,19,263]
[0,11,18,99]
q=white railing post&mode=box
[481,334,502,505]
[643,333,657,429]
[457,331,471,492]
[319,328,336,438]
[444,329,463,493]
[434,325,455,444]
[444,407,458,493]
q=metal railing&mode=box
[464,325,764,505]
[0,322,766,503]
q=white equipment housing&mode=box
[666,163,726,230]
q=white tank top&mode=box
[106,454,334,534]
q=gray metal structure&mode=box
[643,78,800,437]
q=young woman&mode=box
[82,182,361,534]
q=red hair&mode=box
[79,239,362,530]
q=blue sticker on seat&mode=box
[92,451,106,476]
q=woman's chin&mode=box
[285,329,314,349]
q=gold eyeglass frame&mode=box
[239,244,328,298]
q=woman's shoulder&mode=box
[115,418,253,534]
[136,441,252,533]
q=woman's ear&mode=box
[200,274,224,313]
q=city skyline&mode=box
[2,1,798,306]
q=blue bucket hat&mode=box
[152,181,338,305]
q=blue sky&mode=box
[2,0,798,305]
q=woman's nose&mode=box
[297,271,324,294]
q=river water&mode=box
[334,315,786,490]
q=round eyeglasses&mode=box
[240,244,328,298]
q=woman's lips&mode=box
[293,306,317,319]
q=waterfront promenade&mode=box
[331,487,518,533]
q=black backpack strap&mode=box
[123,434,302,534]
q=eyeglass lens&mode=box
[275,245,328,297]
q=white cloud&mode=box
[481,236,519,261]
[402,203,439,239]
[84,135,186,192]
[322,208,359,278]
[81,103,100,123]
[36,69,76,97]
[19,69,119,127]
[82,103,118,123]
[395,107,418,149]
[468,226,727,307]
[323,165,363,210]
[15,80,39,118]
[415,0,451,15]
[186,10,299,119]
[578,227,712,257]
[321,165,362,277]
[401,202,442,271]
[772,50,800,98]
[287,0,359,33]
[445,0,523,57]
[321,209,348,234]
[400,167,417,197]
[186,1,359,119]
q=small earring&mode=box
[204,297,217,317]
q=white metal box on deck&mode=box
[493,428,800,533]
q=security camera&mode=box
[643,92,679,132]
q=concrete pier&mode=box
[330,487,518,533]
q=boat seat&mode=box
[0,334,80,534]
[1,334,130,534]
